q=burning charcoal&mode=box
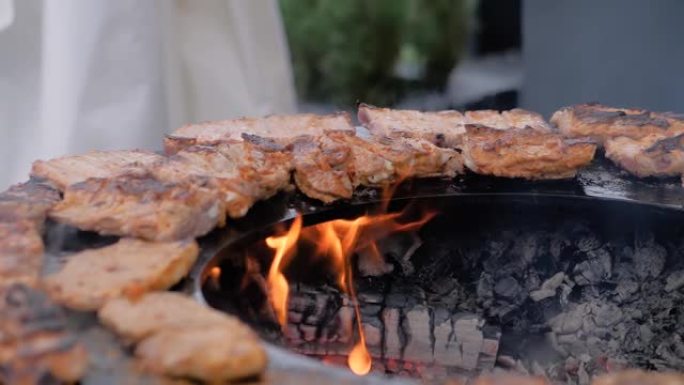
[633,235,667,279]
[494,277,522,299]
[613,279,639,303]
[403,305,433,363]
[382,308,402,358]
[577,235,602,252]
[665,269,684,292]
[591,303,623,328]
[530,272,566,302]
[550,305,586,334]
[381,232,423,276]
[573,249,612,286]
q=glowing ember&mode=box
[348,329,371,375]
[266,215,303,327]
[265,184,435,375]
[208,266,221,288]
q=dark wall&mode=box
[521,0,684,116]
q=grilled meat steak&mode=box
[164,112,354,154]
[465,109,551,132]
[99,292,240,342]
[0,182,61,227]
[49,173,225,241]
[0,284,88,385]
[462,125,597,179]
[42,238,198,311]
[291,131,464,203]
[0,221,44,289]
[99,292,266,382]
[327,131,464,186]
[290,135,355,203]
[152,137,292,218]
[358,103,466,147]
[326,131,396,186]
[551,103,684,144]
[367,135,464,179]
[135,325,267,383]
[605,133,684,178]
[31,150,162,190]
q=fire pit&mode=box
[195,160,684,384]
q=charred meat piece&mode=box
[152,137,292,218]
[0,284,88,385]
[290,135,354,203]
[462,125,597,179]
[605,133,684,178]
[99,292,250,342]
[327,131,463,185]
[135,325,267,383]
[358,103,466,147]
[292,131,463,202]
[367,135,464,179]
[164,112,354,154]
[592,370,684,385]
[49,173,225,241]
[0,221,44,289]
[465,109,552,132]
[99,292,266,382]
[550,103,684,144]
[0,220,44,258]
[42,238,198,311]
[0,182,61,227]
[31,149,162,190]
[325,131,396,186]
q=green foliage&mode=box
[280,0,468,107]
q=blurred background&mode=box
[2,0,684,189]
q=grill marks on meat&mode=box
[550,103,684,144]
[462,125,597,179]
[290,135,354,203]
[370,135,464,179]
[605,134,684,178]
[152,138,292,218]
[99,292,267,382]
[358,104,551,149]
[0,221,45,289]
[0,182,60,289]
[553,103,684,181]
[358,103,466,147]
[49,173,225,241]
[465,108,552,132]
[0,182,61,227]
[31,149,162,190]
[42,239,198,311]
[0,284,88,385]
[164,112,354,154]
[291,131,464,202]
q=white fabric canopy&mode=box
[0,0,296,189]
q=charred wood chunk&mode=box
[0,284,87,385]
[285,286,500,373]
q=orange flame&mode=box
[266,215,303,327]
[264,186,435,375]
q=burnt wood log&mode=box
[283,284,500,373]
